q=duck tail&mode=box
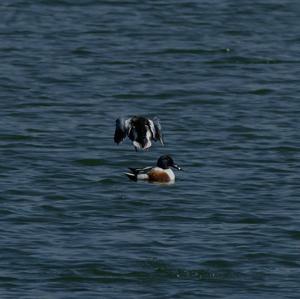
[128,167,139,174]
[124,172,137,181]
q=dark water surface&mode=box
[1,0,300,298]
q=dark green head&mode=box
[157,155,182,170]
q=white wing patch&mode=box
[148,119,156,139]
[114,117,132,144]
[152,117,164,145]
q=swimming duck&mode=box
[125,155,182,183]
[114,116,164,151]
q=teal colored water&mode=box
[1,1,300,298]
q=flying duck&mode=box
[114,116,164,151]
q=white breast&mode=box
[165,168,175,181]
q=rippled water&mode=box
[1,1,300,298]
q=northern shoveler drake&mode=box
[114,116,164,151]
[125,155,182,183]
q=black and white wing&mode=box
[149,117,164,145]
[114,117,131,144]
[128,166,153,175]
[125,166,153,181]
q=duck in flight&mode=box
[114,116,164,151]
[125,155,182,183]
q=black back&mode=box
[128,116,149,147]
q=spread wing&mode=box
[114,117,131,144]
[149,117,164,145]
